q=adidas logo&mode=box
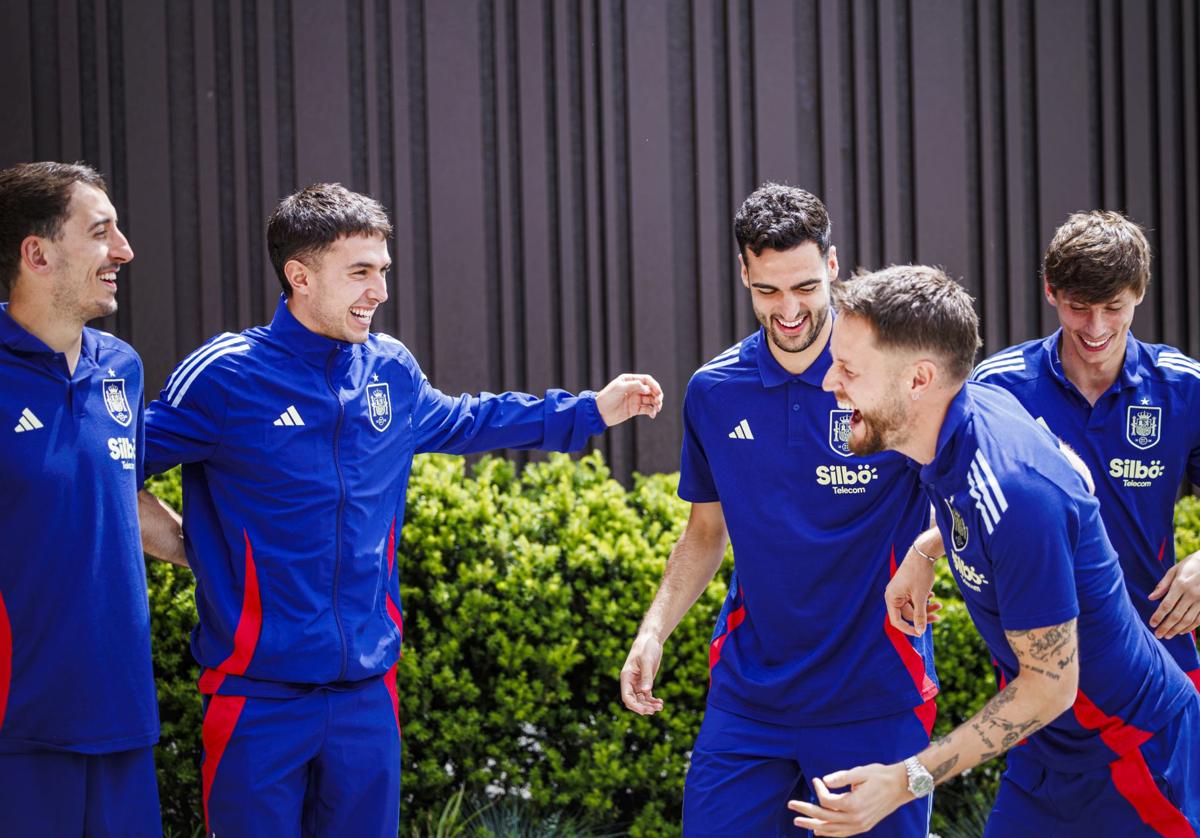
[273,405,305,426]
[728,419,754,440]
[14,408,44,433]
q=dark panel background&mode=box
[3,0,1198,480]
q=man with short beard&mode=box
[0,162,164,835]
[620,184,939,836]
[794,265,1200,836]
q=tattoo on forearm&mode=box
[930,756,959,783]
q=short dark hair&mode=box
[832,265,981,381]
[734,182,832,259]
[0,161,107,291]
[1043,210,1151,303]
[266,183,393,297]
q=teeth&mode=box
[1082,337,1108,348]
[99,273,116,281]
[837,399,854,411]
[350,308,373,321]
[778,316,805,328]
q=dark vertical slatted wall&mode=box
[3,0,1198,480]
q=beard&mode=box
[758,303,830,355]
[848,392,910,456]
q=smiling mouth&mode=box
[1080,334,1112,352]
[350,307,375,325]
[837,398,863,428]
[775,314,809,333]
[99,269,118,290]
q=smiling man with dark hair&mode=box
[0,161,164,836]
[138,182,664,837]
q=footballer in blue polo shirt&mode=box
[0,162,168,836]
[620,184,938,837]
[972,211,1200,689]
[795,265,1200,836]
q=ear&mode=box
[284,259,310,297]
[826,245,839,280]
[738,253,750,289]
[1043,277,1058,308]
[910,358,937,400]
[20,235,52,276]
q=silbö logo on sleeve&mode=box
[814,464,878,494]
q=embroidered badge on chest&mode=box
[366,381,392,432]
[828,408,853,457]
[1126,404,1160,450]
[102,378,133,427]
[945,497,969,552]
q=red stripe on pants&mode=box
[0,591,10,732]
[201,694,247,835]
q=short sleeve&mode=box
[678,386,718,503]
[987,477,1081,632]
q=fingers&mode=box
[1149,563,1178,601]
[619,665,662,715]
[1155,600,1200,640]
[912,591,928,636]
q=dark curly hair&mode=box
[733,182,832,259]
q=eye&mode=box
[755,287,777,296]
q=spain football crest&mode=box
[366,382,392,432]
[1126,405,1161,450]
[102,378,133,427]
[828,409,853,457]
[945,498,969,551]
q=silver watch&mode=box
[903,756,934,798]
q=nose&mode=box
[111,226,134,263]
[367,271,388,305]
[1086,309,1105,335]
[821,366,838,393]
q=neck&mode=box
[7,289,85,373]
[1058,333,1124,403]
[768,313,833,376]
[895,386,958,465]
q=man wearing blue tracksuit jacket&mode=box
[138,182,663,837]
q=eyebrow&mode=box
[87,216,115,233]
[348,261,391,270]
[751,278,823,291]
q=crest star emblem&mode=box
[1140,397,1150,405]
[107,368,116,376]
[371,373,379,382]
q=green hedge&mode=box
[143,458,1200,836]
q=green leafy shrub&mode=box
[143,460,1200,836]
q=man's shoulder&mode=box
[687,337,757,396]
[159,329,259,405]
[366,332,418,365]
[970,338,1044,385]
[86,327,142,369]
[1134,339,1200,389]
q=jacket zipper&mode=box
[327,348,349,680]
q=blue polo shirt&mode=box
[0,304,158,753]
[973,333,1200,675]
[922,382,1193,770]
[680,328,937,726]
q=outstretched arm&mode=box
[789,618,1078,836]
[620,501,728,715]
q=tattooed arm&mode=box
[788,619,1078,837]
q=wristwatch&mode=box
[903,756,934,798]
